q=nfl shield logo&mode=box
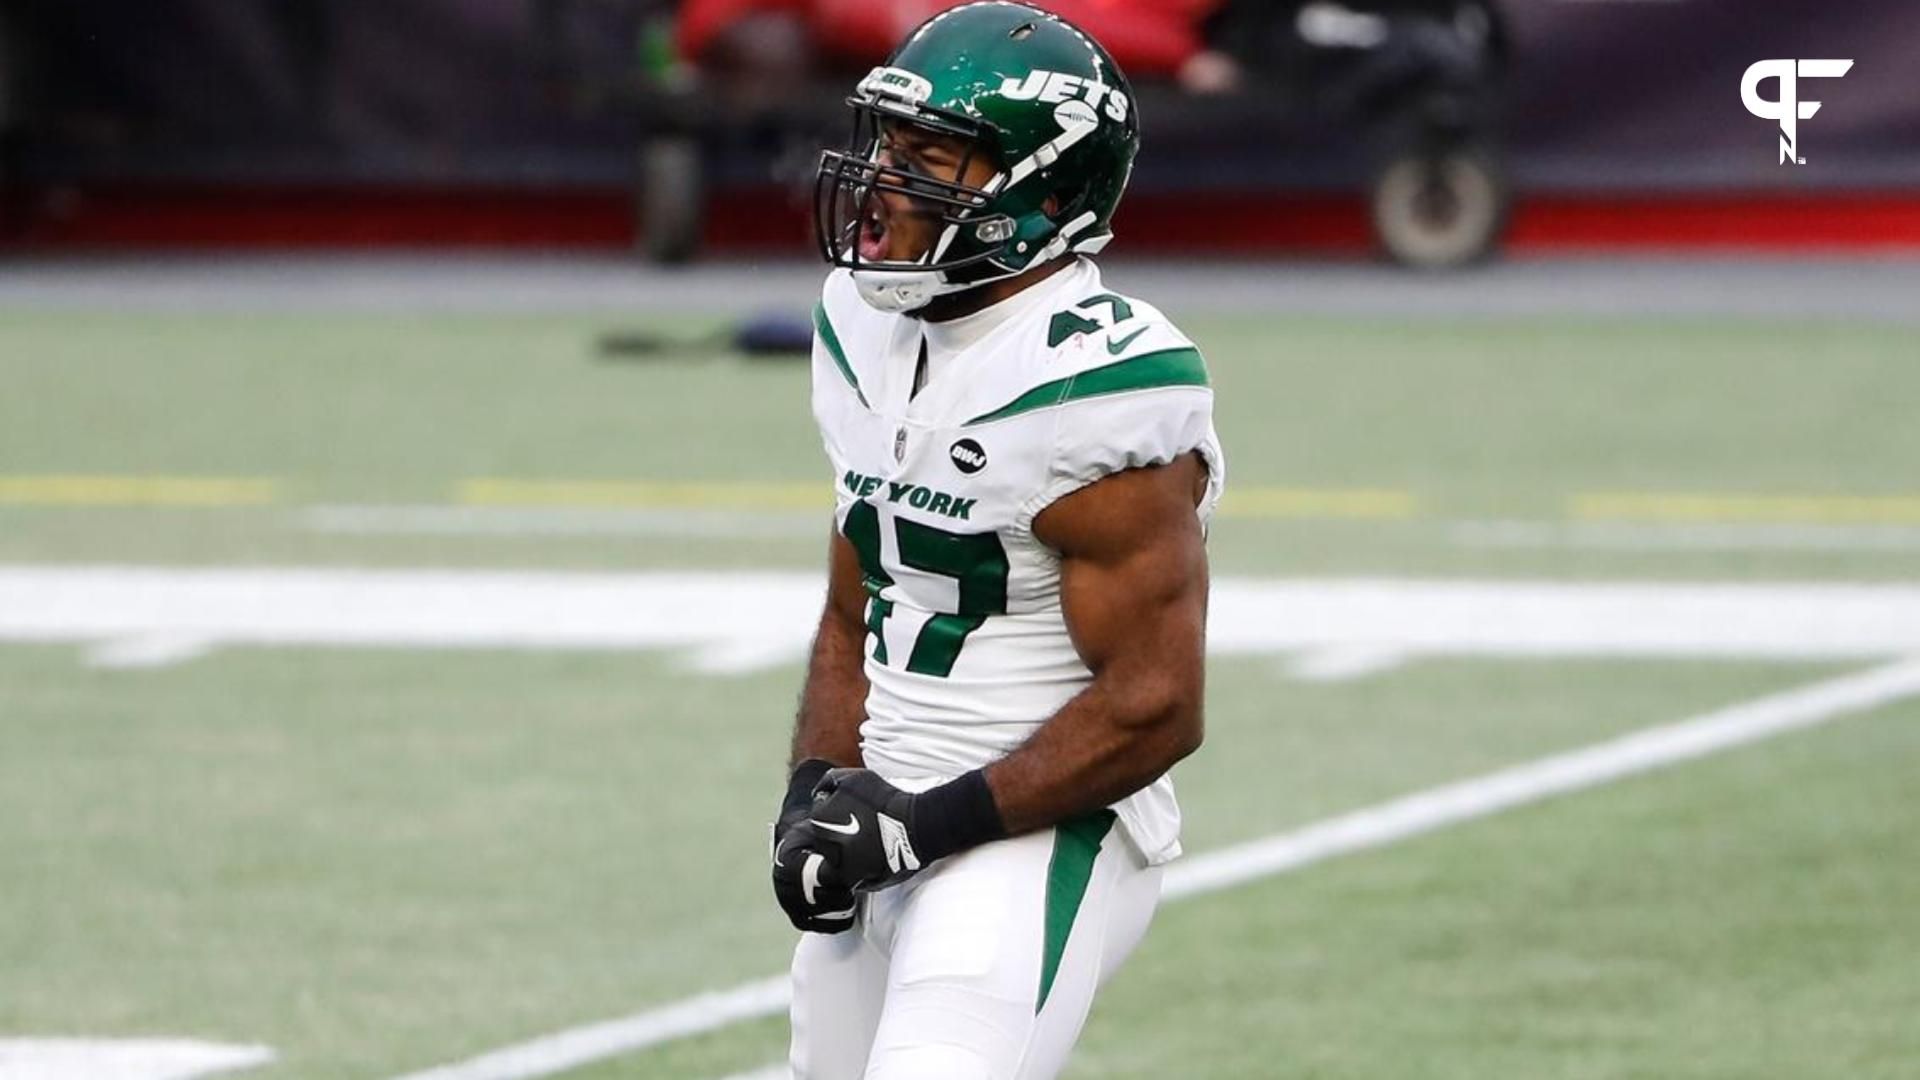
[894,426,908,462]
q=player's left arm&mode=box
[802,452,1209,889]
[985,450,1209,832]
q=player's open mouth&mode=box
[857,206,891,262]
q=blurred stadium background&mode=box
[3,2,1918,1078]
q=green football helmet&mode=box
[814,1,1141,313]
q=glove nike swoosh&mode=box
[811,814,861,836]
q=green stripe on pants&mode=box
[1037,810,1117,1013]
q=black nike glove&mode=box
[804,767,1008,892]
[770,758,855,933]
[771,820,858,933]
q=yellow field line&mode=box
[1574,492,1920,524]
[0,475,279,507]
[466,479,1422,520]
[18,475,1909,529]
[460,478,832,511]
[1219,487,1420,520]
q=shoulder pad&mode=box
[964,293,1208,427]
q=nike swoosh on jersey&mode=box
[1105,327,1149,354]
[811,814,862,836]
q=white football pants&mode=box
[788,811,1161,1080]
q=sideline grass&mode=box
[2,306,1914,1076]
[0,650,1833,1076]
[1073,698,1920,1079]
[1,311,1917,578]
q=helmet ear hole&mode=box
[1049,182,1091,223]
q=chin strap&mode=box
[849,211,1104,313]
[850,268,950,313]
[851,260,1040,313]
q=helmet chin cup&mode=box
[851,268,948,313]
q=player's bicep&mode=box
[1033,453,1210,678]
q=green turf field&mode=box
[2,305,1916,1078]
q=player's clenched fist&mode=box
[771,759,856,933]
[803,767,1006,892]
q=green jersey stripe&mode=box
[965,346,1208,426]
[812,301,869,407]
[1037,810,1117,1013]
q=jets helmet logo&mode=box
[999,69,1130,123]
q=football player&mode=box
[771,4,1226,1077]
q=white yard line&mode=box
[10,567,1920,672]
[1160,655,1920,898]
[388,657,1920,1080]
[0,1038,274,1080]
[385,977,791,1080]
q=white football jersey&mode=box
[809,257,1225,865]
